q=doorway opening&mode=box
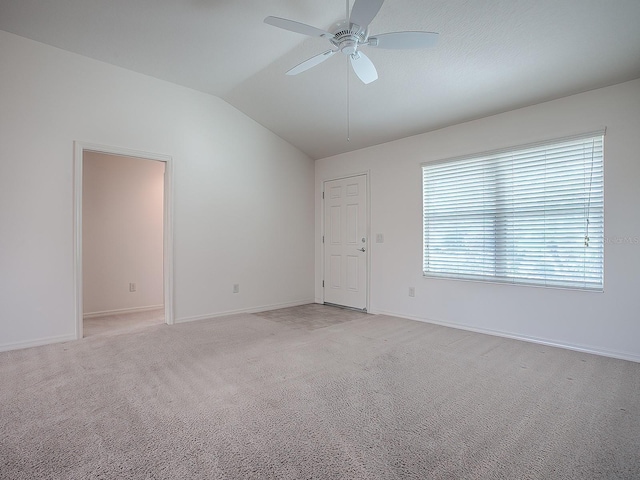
[74,142,174,340]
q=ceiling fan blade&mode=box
[286,50,336,76]
[349,0,385,29]
[368,31,439,49]
[264,16,332,38]
[350,51,378,84]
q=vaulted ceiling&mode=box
[1,0,640,159]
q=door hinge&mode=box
[322,280,325,288]
[322,191,325,199]
[322,235,324,243]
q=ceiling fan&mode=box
[264,0,439,84]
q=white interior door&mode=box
[323,175,367,310]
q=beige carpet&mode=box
[83,307,165,338]
[1,305,639,479]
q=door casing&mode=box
[322,172,370,311]
[73,141,174,339]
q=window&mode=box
[422,132,604,291]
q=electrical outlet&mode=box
[233,284,239,294]
[409,287,415,297]
[129,282,136,292]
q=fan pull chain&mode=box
[346,0,350,142]
[347,56,350,142]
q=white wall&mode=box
[316,79,640,362]
[0,30,315,350]
[83,153,165,315]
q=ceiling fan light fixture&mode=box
[340,40,358,56]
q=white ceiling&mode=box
[1,0,640,159]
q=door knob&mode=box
[357,247,366,252]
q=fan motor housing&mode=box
[330,20,368,55]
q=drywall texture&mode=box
[0,30,315,350]
[316,79,640,361]
[82,153,165,315]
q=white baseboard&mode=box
[83,304,164,319]
[371,309,640,364]
[175,299,316,324]
[0,334,76,353]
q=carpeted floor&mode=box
[1,305,639,479]
[83,308,165,338]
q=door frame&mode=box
[321,171,371,312]
[73,141,174,340]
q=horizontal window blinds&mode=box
[422,132,604,291]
